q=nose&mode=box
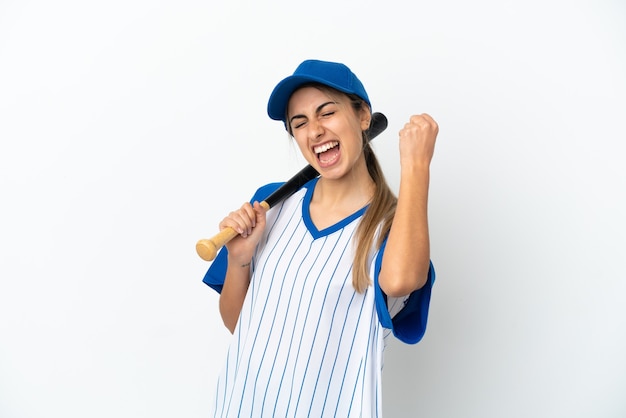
[308,118,324,142]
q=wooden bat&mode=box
[196,112,389,261]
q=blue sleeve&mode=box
[201,182,285,294]
[373,239,436,344]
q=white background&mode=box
[1,0,625,417]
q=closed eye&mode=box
[288,102,338,130]
[289,115,307,130]
[290,118,307,130]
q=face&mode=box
[287,87,371,180]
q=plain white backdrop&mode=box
[1,0,625,417]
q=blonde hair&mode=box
[353,134,397,292]
[287,84,397,293]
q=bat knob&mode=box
[196,239,218,261]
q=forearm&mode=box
[379,163,431,296]
[219,256,252,333]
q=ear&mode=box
[359,106,372,131]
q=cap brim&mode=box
[267,74,357,122]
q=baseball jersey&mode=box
[203,178,435,417]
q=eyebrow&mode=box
[288,101,336,126]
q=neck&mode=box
[313,158,375,210]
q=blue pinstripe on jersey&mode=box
[208,177,434,417]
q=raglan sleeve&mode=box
[201,182,284,294]
[372,238,436,344]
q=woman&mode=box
[203,59,438,417]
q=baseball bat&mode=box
[196,112,388,261]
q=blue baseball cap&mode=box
[267,59,371,123]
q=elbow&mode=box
[219,300,237,334]
[382,278,425,298]
[223,320,236,335]
[220,312,237,335]
[379,266,429,298]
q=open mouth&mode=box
[314,141,340,165]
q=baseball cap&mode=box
[267,59,371,123]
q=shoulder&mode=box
[250,182,285,203]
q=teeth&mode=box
[314,141,339,154]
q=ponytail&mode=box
[352,137,397,292]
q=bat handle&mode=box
[196,201,270,261]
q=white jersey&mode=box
[203,179,435,417]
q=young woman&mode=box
[203,59,438,417]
